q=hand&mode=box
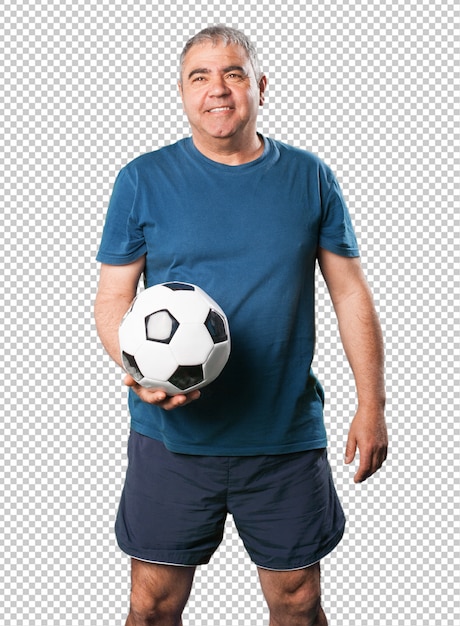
[123,374,201,410]
[345,407,388,483]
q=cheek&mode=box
[183,99,201,119]
[181,88,202,110]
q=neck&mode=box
[191,133,264,165]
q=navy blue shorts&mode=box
[115,431,345,571]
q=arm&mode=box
[317,248,388,483]
[94,258,200,410]
[94,258,145,367]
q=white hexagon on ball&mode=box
[170,324,214,365]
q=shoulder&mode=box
[268,138,324,167]
[120,139,189,175]
[265,138,338,190]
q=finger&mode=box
[123,377,168,403]
[354,447,386,483]
[354,466,372,483]
[185,389,201,403]
[159,394,188,410]
[123,373,136,387]
[139,389,168,404]
[123,374,201,408]
[380,444,389,466]
[160,389,201,410]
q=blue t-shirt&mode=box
[96,136,359,455]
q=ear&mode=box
[177,79,184,103]
[258,74,268,106]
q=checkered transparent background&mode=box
[0,0,458,624]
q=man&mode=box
[94,25,387,626]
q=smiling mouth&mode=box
[207,106,233,113]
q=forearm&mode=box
[94,259,145,367]
[318,250,387,480]
[94,292,133,368]
[334,284,386,411]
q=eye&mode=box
[189,74,209,84]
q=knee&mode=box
[127,560,194,626]
[283,584,322,623]
[128,588,181,626]
[267,576,323,626]
[127,589,158,625]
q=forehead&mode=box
[182,41,252,73]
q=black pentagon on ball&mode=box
[121,351,144,382]
[163,282,195,291]
[145,309,179,344]
[169,364,204,390]
[205,309,228,343]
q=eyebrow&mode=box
[187,65,247,80]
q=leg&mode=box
[125,558,195,626]
[258,562,327,626]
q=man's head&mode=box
[177,25,267,161]
[179,25,262,85]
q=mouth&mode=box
[207,106,233,113]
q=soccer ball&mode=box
[119,282,231,395]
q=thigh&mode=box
[229,449,345,570]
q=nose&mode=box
[208,75,231,97]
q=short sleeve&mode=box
[318,164,360,257]
[96,166,147,265]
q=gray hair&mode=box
[179,25,262,82]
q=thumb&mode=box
[345,435,357,465]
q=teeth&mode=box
[209,107,231,112]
